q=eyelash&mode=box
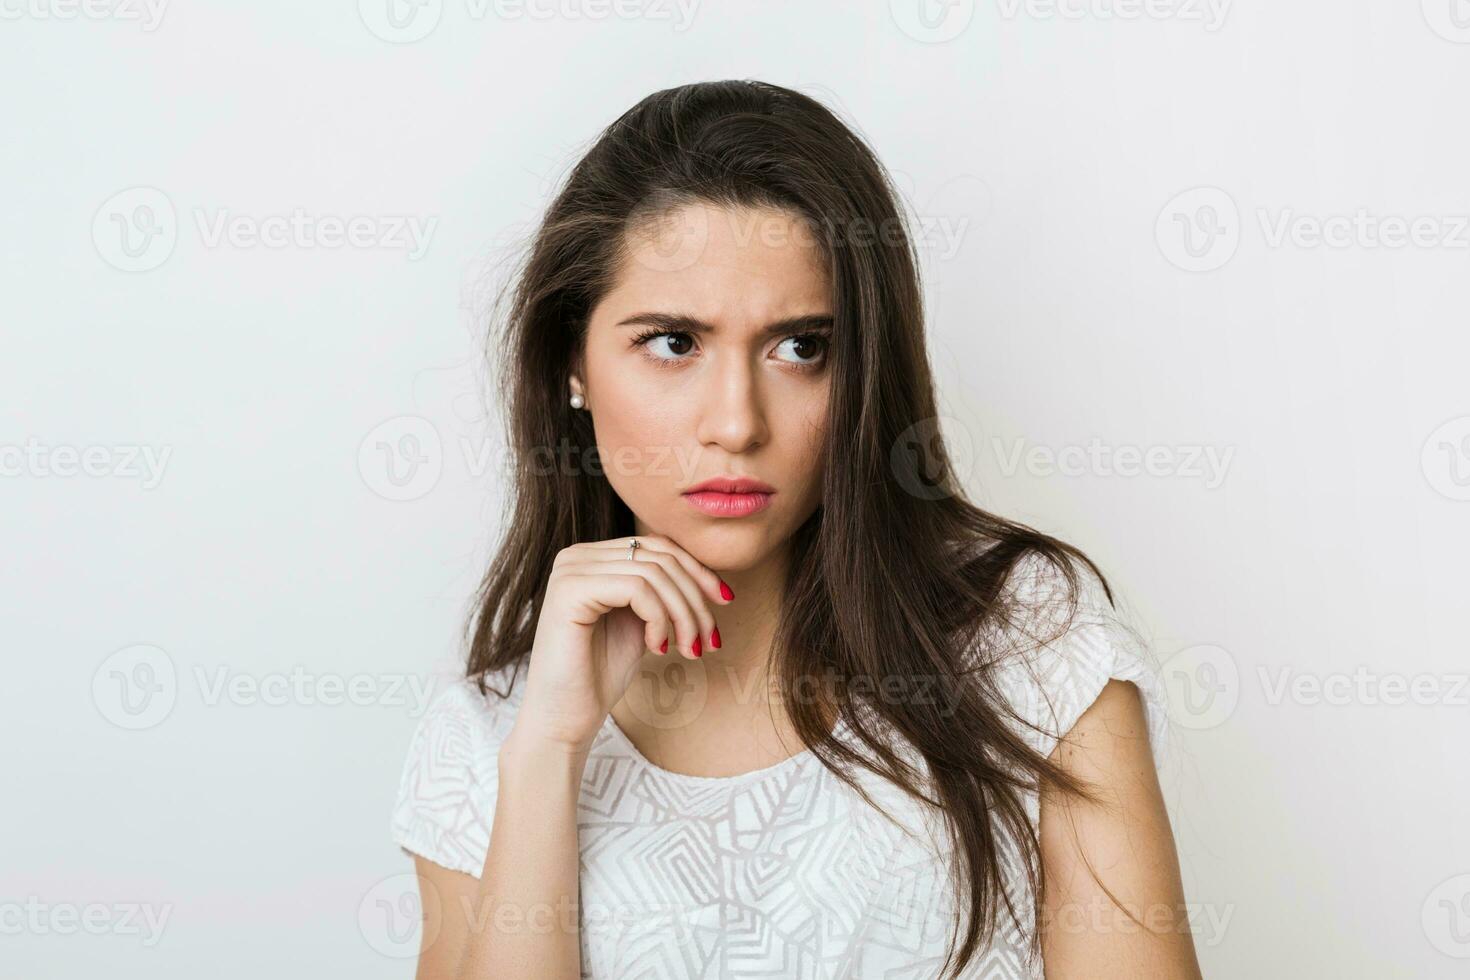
[629,329,831,372]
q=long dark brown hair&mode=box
[467,79,1120,977]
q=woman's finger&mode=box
[587,534,733,607]
[555,564,673,657]
[562,560,706,659]
[614,547,719,652]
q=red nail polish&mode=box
[659,639,668,654]
[711,627,721,649]
[719,580,734,601]
[691,637,702,657]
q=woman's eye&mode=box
[643,332,696,360]
[773,334,827,366]
[634,330,827,368]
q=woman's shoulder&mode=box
[388,661,528,876]
[979,550,1174,772]
[408,662,529,751]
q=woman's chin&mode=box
[640,516,781,572]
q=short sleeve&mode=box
[986,553,1173,773]
[390,673,519,877]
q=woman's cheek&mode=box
[593,413,679,508]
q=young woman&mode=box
[391,80,1202,979]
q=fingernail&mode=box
[710,627,721,649]
[719,580,734,601]
[691,637,702,657]
[659,639,668,654]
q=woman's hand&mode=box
[510,533,733,755]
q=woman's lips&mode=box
[681,490,774,517]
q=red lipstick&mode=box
[681,476,776,518]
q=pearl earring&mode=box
[569,391,585,410]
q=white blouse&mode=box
[390,554,1173,978]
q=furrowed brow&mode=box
[615,312,834,336]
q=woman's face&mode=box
[577,201,832,573]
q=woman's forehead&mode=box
[603,203,832,328]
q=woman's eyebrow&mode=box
[614,312,834,336]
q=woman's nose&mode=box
[692,355,769,454]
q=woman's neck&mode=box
[610,531,804,769]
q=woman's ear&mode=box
[568,360,589,411]
[567,334,593,411]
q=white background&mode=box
[4,1,1468,977]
